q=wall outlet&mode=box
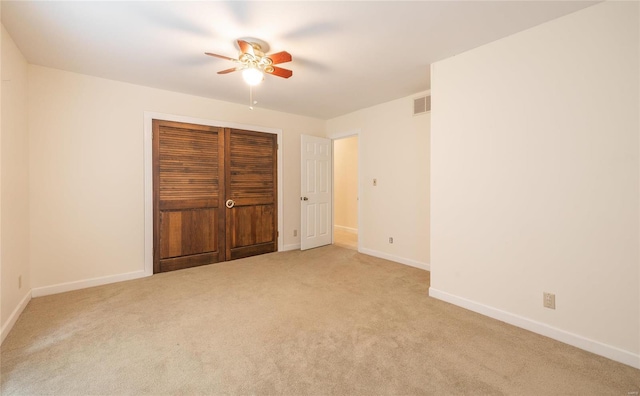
[293,229,298,237]
[543,292,555,309]
[389,237,394,244]
[373,178,377,186]
[18,275,22,289]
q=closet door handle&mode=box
[225,199,235,208]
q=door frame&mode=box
[328,129,361,252]
[143,112,283,276]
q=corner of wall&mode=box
[1,21,32,344]
[0,289,31,344]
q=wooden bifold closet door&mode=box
[153,120,277,274]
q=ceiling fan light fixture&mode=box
[206,38,291,88]
[242,67,264,86]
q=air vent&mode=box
[413,95,431,116]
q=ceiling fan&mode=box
[205,38,293,86]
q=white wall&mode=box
[1,26,31,340]
[430,1,639,368]
[28,65,325,292]
[327,93,430,270]
[333,135,358,231]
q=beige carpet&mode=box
[1,246,638,395]
[333,227,357,250]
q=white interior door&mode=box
[301,135,332,250]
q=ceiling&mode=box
[2,1,597,120]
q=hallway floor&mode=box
[333,227,357,250]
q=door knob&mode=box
[225,199,235,208]
[301,197,309,201]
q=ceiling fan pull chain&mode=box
[249,85,258,110]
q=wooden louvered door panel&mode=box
[225,129,278,260]
[153,120,225,273]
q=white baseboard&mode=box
[359,248,430,271]
[334,225,358,234]
[31,270,148,298]
[428,287,640,370]
[1,290,32,344]
[281,243,301,252]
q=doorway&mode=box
[333,135,358,250]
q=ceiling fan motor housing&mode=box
[206,38,292,79]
